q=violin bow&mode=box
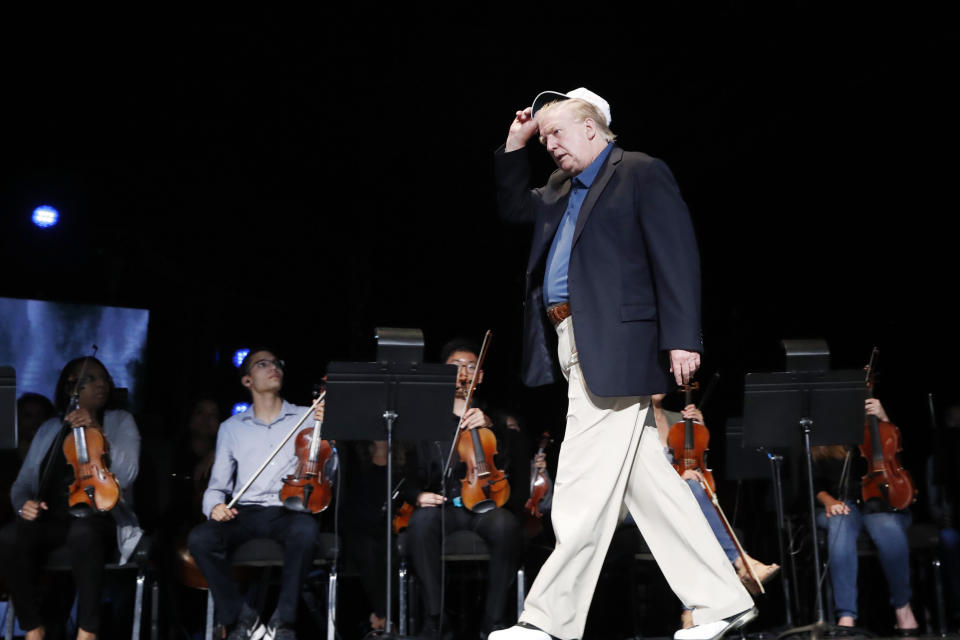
[442,330,492,479]
[700,479,765,594]
[227,390,326,509]
[37,346,98,502]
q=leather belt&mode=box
[546,302,572,327]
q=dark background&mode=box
[3,5,953,436]
[0,3,956,635]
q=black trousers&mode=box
[405,505,522,629]
[344,529,388,619]
[0,513,115,633]
[187,505,318,626]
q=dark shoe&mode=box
[263,621,296,640]
[227,607,266,640]
[894,628,920,637]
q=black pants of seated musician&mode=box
[0,513,115,634]
[187,505,318,627]
[405,505,522,631]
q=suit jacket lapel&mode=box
[572,146,622,248]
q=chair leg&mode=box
[933,557,947,637]
[398,560,408,636]
[205,590,215,640]
[326,568,337,640]
[150,579,159,640]
[3,599,15,640]
[132,569,145,640]
[516,568,525,619]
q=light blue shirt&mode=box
[543,142,614,306]
[202,400,308,518]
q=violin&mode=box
[393,502,414,533]
[666,381,715,494]
[61,358,120,516]
[523,432,552,537]
[280,387,333,514]
[859,349,917,511]
[451,331,511,513]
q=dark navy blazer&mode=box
[494,144,702,397]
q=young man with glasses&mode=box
[188,349,325,640]
[398,338,524,640]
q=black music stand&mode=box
[323,328,457,639]
[0,366,16,450]
[726,417,800,627]
[744,369,865,639]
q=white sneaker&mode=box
[489,624,552,639]
[673,607,758,640]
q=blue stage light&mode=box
[232,402,250,415]
[32,205,59,228]
[233,348,250,368]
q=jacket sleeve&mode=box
[10,418,59,514]
[494,145,542,224]
[635,158,703,353]
[106,410,141,489]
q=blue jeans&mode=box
[815,501,912,620]
[686,478,739,564]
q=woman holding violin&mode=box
[1,356,141,640]
[813,398,919,633]
[400,339,523,640]
[651,393,778,629]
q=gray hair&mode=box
[538,98,617,143]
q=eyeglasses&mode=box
[252,358,285,371]
[449,359,478,373]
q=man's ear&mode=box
[476,369,484,385]
[241,375,252,389]
[583,117,597,140]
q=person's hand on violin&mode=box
[211,503,239,521]
[817,491,851,518]
[680,469,706,484]
[65,407,101,431]
[459,407,492,430]
[864,398,889,422]
[680,405,704,424]
[669,349,701,386]
[416,492,446,508]
[314,399,325,422]
[19,499,48,521]
[534,452,548,472]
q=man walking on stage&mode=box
[490,88,755,640]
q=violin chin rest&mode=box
[469,499,497,514]
[69,504,94,519]
[282,496,310,513]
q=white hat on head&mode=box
[530,87,612,125]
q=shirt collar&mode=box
[240,399,298,426]
[573,142,614,188]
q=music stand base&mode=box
[777,620,878,640]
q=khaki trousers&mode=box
[518,317,753,639]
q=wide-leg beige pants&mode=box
[518,317,753,639]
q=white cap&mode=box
[530,87,612,125]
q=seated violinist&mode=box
[399,339,523,640]
[813,398,918,633]
[650,393,778,629]
[1,356,142,640]
[187,349,325,640]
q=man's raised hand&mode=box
[506,107,538,152]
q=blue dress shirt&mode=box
[543,142,614,306]
[202,400,308,517]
